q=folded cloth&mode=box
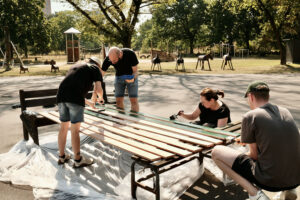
[117,75,134,80]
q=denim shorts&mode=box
[114,76,138,98]
[58,102,84,124]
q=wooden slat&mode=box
[101,110,222,144]
[96,110,222,146]
[80,123,175,158]
[81,129,161,161]
[25,97,57,108]
[85,110,214,147]
[39,111,161,161]
[48,111,194,157]
[22,89,58,98]
[84,113,201,152]
[97,105,239,137]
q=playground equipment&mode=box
[175,55,185,71]
[196,53,213,70]
[151,54,162,71]
[238,49,249,58]
[64,27,81,63]
[221,54,234,70]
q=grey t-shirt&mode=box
[242,103,300,187]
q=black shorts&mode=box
[232,154,299,192]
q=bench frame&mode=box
[19,82,111,145]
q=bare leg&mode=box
[70,122,81,160]
[58,121,70,157]
[116,97,125,109]
[212,145,259,196]
[129,97,139,112]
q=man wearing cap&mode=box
[56,57,104,168]
[211,81,300,200]
[101,47,139,112]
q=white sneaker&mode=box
[73,156,94,168]
[273,189,297,200]
[249,190,270,200]
[58,154,71,165]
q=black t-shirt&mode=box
[57,62,103,106]
[198,101,231,127]
[102,48,139,76]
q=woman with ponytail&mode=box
[177,88,231,128]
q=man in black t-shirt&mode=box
[57,57,104,168]
[102,47,139,112]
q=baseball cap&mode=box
[244,81,269,98]
[89,56,101,66]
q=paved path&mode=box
[0,74,299,199]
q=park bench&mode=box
[20,63,29,73]
[50,60,59,72]
[38,104,241,200]
[18,82,112,145]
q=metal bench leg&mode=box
[131,161,137,199]
[153,167,160,200]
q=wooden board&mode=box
[89,109,222,145]
[95,105,239,138]
[39,111,161,161]
[85,109,215,147]
[84,113,201,152]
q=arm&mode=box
[179,107,200,120]
[125,65,138,83]
[92,81,104,103]
[246,143,258,160]
[217,117,229,127]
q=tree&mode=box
[64,0,168,48]
[0,0,50,61]
[250,0,300,64]
[206,0,237,46]
[48,11,79,52]
[151,0,208,54]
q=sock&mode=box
[75,156,82,163]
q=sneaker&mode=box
[273,189,297,200]
[249,190,270,200]
[58,154,71,165]
[73,156,94,168]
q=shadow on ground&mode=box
[180,170,248,200]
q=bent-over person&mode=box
[101,47,139,112]
[56,57,104,168]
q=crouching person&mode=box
[212,81,300,200]
[56,57,104,168]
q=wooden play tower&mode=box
[64,27,81,63]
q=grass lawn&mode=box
[0,57,300,77]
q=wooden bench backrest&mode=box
[19,88,94,111]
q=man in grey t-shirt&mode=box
[212,81,300,200]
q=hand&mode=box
[86,99,96,109]
[235,136,246,146]
[125,78,134,83]
[177,110,184,116]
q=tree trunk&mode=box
[121,31,132,48]
[189,39,194,54]
[4,27,12,71]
